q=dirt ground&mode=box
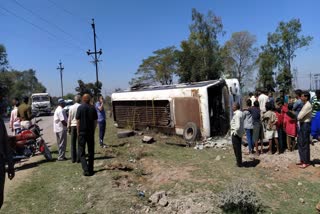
[2,116,320,213]
[3,115,55,196]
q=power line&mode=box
[11,0,86,51]
[0,5,84,52]
[46,0,91,24]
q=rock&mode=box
[316,201,320,212]
[275,168,279,171]
[142,136,154,144]
[158,196,169,207]
[299,198,305,203]
[117,130,134,138]
[215,155,221,161]
[149,191,166,204]
[298,182,302,186]
[87,193,92,200]
[222,156,226,159]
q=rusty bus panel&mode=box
[173,97,201,129]
[113,100,172,128]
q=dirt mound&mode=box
[132,191,221,214]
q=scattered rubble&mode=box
[194,136,231,150]
[142,136,155,144]
[316,201,320,212]
[149,191,167,205]
[215,155,221,161]
[117,130,134,138]
[299,198,305,204]
[138,191,219,214]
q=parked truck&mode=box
[31,93,52,116]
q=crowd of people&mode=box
[5,93,107,177]
[231,89,320,169]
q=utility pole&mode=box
[57,60,64,98]
[87,18,102,89]
[310,72,312,91]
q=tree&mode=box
[63,93,75,100]
[0,44,9,71]
[75,80,102,98]
[177,8,224,82]
[256,47,277,90]
[223,31,258,89]
[0,69,46,99]
[266,19,313,91]
[130,46,178,86]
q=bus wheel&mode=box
[183,122,199,142]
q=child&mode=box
[283,103,297,151]
[262,102,279,154]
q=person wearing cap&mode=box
[53,98,68,161]
[17,96,32,129]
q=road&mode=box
[5,114,55,145]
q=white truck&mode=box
[31,93,52,116]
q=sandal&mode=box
[296,162,304,165]
[299,164,310,169]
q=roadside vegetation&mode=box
[2,115,320,214]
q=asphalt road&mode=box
[4,114,56,146]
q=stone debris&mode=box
[148,191,167,205]
[142,136,155,144]
[316,201,320,212]
[298,182,302,186]
[194,136,231,150]
[132,190,219,214]
[117,130,134,138]
[299,198,305,204]
[215,155,221,161]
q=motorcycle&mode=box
[9,119,52,162]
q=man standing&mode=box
[258,89,268,113]
[249,92,256,107]
[67,95,81,163]
[17,96,32,129]
[0,115,15,208]
[76,94,98,176]
[53,98,68,161]
[230,103,244,167]
[95,95,107,148]
[297,91,312,169]
[9,98,21,135]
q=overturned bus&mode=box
[111,79,237,141]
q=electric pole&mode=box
[57,60,64,98]
[87,18,102,91]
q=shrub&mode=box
[218,180,263,214]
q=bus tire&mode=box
[183,122,199,142]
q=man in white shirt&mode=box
[53,98,68,161]
[9,97,21,134]
[230,103,244,167]
[67,95,81,163]
[258,89,269,113]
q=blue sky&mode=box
[1,0,320,96]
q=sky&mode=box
[1,0,320,96]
